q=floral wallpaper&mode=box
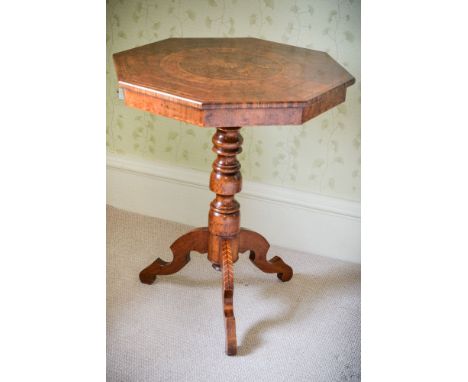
[106,0,361,201]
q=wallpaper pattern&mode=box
[106,0,361,201]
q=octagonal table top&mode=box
[113,37,355,127]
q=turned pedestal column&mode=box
[208,127,242,355]
[113,37,355,355]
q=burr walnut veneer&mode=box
[113,37,354,356]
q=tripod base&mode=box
[139,227,293,355]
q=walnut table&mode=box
[113,38,355,356]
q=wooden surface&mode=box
[138,127,293,356]
[113,37,355,126]
[120,37,355,355]
[139,227,209,284]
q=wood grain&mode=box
[207,127,241,355]
[139,227,209,284]
[240,228,293,282]
[222,239,236,355]
[124,37,355,355]
[113,37,355,126]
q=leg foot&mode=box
[139,227,209,284]
[222,239,237,355]
[139,258,170,284]
[239,228,293,282]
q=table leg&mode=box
[221,238,237,355]
[139,227,209,284]
[239,228,293,282]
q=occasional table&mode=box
[113,38,354,355]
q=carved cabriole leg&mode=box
[208,127,242,356]
[139,227,209,284]
[239,228,293,282]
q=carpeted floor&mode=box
[107,206,361,382]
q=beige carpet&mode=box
[107,206,360,381]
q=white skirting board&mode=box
[107,154,361,263]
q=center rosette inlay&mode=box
[177,47,282,81]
